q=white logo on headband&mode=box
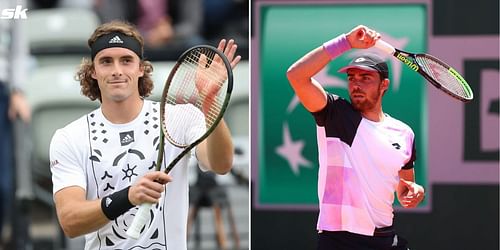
[108,36,124,44]
[354,57,366,63]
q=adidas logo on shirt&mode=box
[108,35,124,44]
[122,134,133,144]
[119,131,135,146]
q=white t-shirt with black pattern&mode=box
[50,100,206,250]
[312,93,416,236]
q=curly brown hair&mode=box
[76,21,154,101]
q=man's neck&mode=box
[361,107,385,122]
[101,98,144,124]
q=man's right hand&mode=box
[346,25,381,49]
[128,171,172,205]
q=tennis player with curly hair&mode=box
[50,20,241,250]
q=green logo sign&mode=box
[257,4,428,208]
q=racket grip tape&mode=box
[126,203,153,239]
[374,40,396,55]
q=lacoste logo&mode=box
[105,197,113,207]
[108,35,124,44]
[392,143,401,150]
[119,131,134,146]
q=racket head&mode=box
[128,46,233,239]
[413,53,474,102]
[159,45,233,172]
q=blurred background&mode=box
[0,0,249,249]
[251,0,499,249]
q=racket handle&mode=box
[126,203,152,239]
[374,40,396,55]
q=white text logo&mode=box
[1,5,28,20]
[109,36,124,44]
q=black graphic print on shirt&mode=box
[87,102,167,248]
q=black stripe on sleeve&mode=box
[311,93,362,147]
[402,138,417,169]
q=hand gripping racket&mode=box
[375,40,473,102]
[126,45,233,239]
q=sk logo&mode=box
[0,5,28,19]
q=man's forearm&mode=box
[200,119,234,174]
[56,195,109,238]
[55,186,134,238]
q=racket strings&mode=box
[169,54,227,104]
[416,57,469,98]
[184,50,228,107]
[176,56,227,118]
[162,48,229,147]
[184,55,228,86]
[179,53,228,98]
[164,92,225,123]
[167,71,225,115]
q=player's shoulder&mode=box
[144,99,160,111]
[323,92,347,107]
[384,114,414,134]
[326,92,342,101]
[52,108,99,141]
[325,92,358,114]
[144,99,158,106]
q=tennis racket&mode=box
[126,45,234,239]
[375,39,473,102]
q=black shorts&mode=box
[317,229,409,250]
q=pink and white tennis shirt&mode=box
[312,93,416,236]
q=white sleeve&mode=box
[164,104,206,145]
[185,105,208,171]
[50,129,87,195]
[185,106,207,145]
[164,104,207,169]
